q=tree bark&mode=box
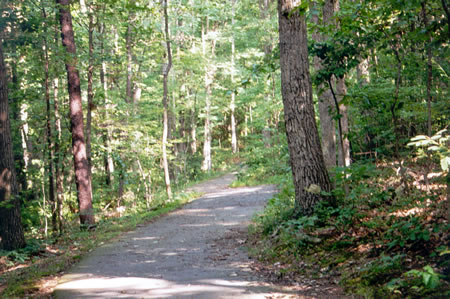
[98,18,114,187]
[189,89,197,154]
[277,0,332,215]
[337,77,351,167]
[57,0,95,227]
[53,77,64,234]
[86,5,94,172]
[201,19,214,172]
[0,41,26,250]
[42,7,57,232]
[125,2,134,104]
[312,1,336,169]
[162,0,172,199]
[230,0,238,154]
[421,1,433,136]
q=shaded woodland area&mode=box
[0,0,449,297]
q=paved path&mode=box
[54,173,297,298]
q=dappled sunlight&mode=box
[51,182,280,298]
[55,274,282,298]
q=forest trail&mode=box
[53,173,341,298]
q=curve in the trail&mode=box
[54,173,293,298]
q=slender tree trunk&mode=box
[162,0,172,199]
[189,89,197,154]
[57,0,95,227]
[312,0,337,169]
[53,77,64,234]
[98,19,114,187]
[42,7,57,232]
[0,42,26,250]
[53,17,64,234]
[337,77,351,167]
[201,19,214,172]
[230,0,238,154]
[277,0,332,215]
[422,1,433,136]
[125,3,134,104]
[86,6,94,172]
[357,58,370,86]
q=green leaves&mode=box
[406,265,442,289]
[408,129,450,172]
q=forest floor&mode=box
[51,172,348,298]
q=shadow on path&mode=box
[54,173,299,298]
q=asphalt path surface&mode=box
[53,173,300,298]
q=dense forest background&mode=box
[0,0,448,297]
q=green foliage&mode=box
[408,129,450,172]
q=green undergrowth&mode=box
[231,143,290,187]
[0,190,202,298]
[241,151,449,298]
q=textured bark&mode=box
[277,0,332,214]
[162,0,172,199]
[57,0,95,227]
[0,42,26,250]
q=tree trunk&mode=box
[98,18,114,187]
[189,89,197,154]
[162,0,172,199]
[86,7,94,172]
[201,19,215,172]
[421,1,433,136]
[0,42,26,250]
[357,58,370,86]
[57,0,95,227]
[230,0,238,154]
[312,0,337,169]
[337,77,351,167]
[277,0,332,215]
[125,2,134,104]
[53,77,64,234]
[42,7,57,232]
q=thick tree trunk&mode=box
[57,0,95,227]
[277,0,332,215]
[0,42,26,250]
[162,0,172,199]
